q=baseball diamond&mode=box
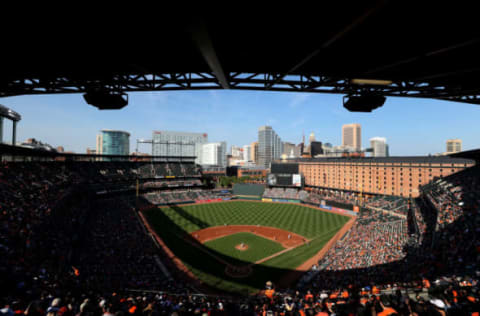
[143,201,351,293]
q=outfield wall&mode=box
[262,199,358,217]
[233,183,265,200]
[261,198,301,204]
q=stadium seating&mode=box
[1,161,480,315]
[263,187,308,200]
[317,208,409,271]
[143,190,230,205]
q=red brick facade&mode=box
[298,157,474,197]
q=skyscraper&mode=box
[152,131,207,163]
[370,137,388,157]
[309,132,316,144]
[258,126,282,168]
[282,142,296,157]
[96,130,130,156]
[231,145,243,158]
[250,141,259,164]
[200,142,227,166]
[446,139,462,153]
[310,141,323,157]
[243,145,251,162]
[342,123,361,150]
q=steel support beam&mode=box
[12,121,17,146]
[189,22,230,89]
[265,0,387,89]
[1,71,480,104]
[365,38,480,75]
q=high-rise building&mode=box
[282,142,296,157]
[258,126,282,168]
[201,142,227,166]
[310,141,323,157]
[152,131,207,163]
[342,123,361,151]
[446,139,462,153]
[231,145,243,158]
[370,137,388,157]
[96,130,130,156]
[243,145,251,162]
[250,141,259,164]
[309,132,316,144]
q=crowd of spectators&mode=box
[302,188,411,218]
[303,189,359,207]
[317,208,409,271]
[143,190,231,205]
[141,180,203,190]
[295,165,480,315]
[1,160,480,315]
[262,188,308,200]
[2,278,479,315]
[137,162,201,179]
[364,196,410,217]
[417,166,480,283]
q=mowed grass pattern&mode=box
[204,232,285,262]
[156,201,348,238]
[144,201,350,293]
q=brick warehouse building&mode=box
[275,156,475,197]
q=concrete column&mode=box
[12,121,17,146]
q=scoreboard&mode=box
[267,173,303,187]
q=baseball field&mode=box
[142,201,351,294]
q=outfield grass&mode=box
[204,232,285,262]
[153,201,348,238]
[144,201,349,293]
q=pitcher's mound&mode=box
[235,243,249,251]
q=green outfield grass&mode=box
[144,201,349,293]
[204,232,285,262]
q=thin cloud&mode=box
[291,118,305,127]
[266,118,277,126]
[288,93,310,108]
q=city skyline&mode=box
[1,90,479,156]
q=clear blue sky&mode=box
[1,90,479,156]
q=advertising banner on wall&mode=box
[292,174,302,187]
[196,198,222,204]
